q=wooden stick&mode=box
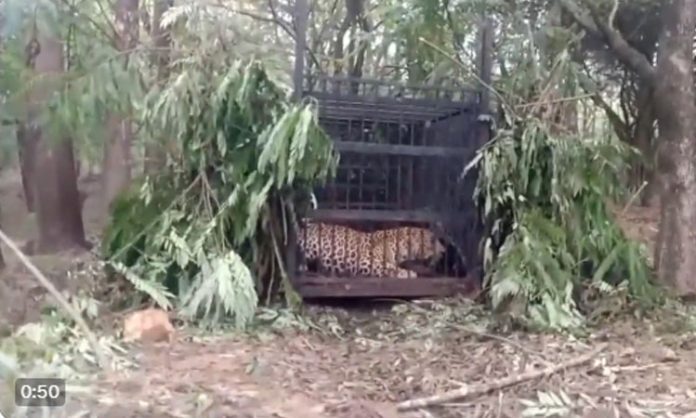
[397,344,606,411]
[0,229,108,369]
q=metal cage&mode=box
[288,0,494,298]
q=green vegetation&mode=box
[469,23,658,330]
[103,62,337,327]
[0,0,679,336]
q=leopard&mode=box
[296,221,446,279]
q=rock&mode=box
[122,308,175,343]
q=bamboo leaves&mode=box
[473,28,656,330]
[103,61,336,328]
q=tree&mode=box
[17,34,42,213]
[561,0,696,295]
[16,121,37,213]
[102,0,139,208]
[144,0,173,174]
[652,0,696,295]
[571,1,662,204]
[29,32,87,253]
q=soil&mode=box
[0,168,106,332]
[2,169,696,417]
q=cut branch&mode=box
[0,229,108,369]
[397,344,606,411]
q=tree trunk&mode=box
[0,213,5,270]
[103,0,139,208]
[144,0,172,174]
[16,122,38,212]
[551,3,579,135]
[31,35,87,253]
[653,0,696,296]
[34,133,87,252]
[18,35,42,213]
[103,113,133,206]
[632,86,658,206]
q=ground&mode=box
[2,170,696,417]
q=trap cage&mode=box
[288,1,494,298]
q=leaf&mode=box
[592,245,620,283]
[102,60,335,327]
[109,262,174,310]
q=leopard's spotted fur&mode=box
[297,222,445,278]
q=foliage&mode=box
[158,1,293,80]
[467,20,659,330]
[102,59,337,328]
[0,0,148,170]
[0,0,665,334]
[0,37,25,165]
[0,291,128,417]
[370,0,496,85]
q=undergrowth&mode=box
[101,60,337,329]
[0,291,131,417]
[466,27,660,330]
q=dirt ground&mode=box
[74,306,696,418]
[2,170,696,417]
[0,168,106,332]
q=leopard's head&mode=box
[403,228,446,260]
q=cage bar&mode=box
[289,4,494,298]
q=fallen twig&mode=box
[397,343,606,411]
[0,229,109,369]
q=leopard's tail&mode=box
[286,191,317,250]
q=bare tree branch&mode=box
[211,1,322,70]
[558,0,656,85]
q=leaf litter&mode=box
[21,295,695,418]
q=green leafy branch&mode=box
[102,59,337,328]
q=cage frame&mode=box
[287,0,495,298]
